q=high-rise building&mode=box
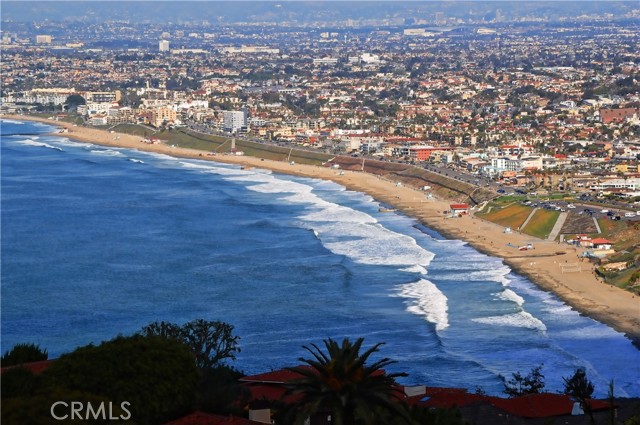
[36,35,52,44]
[223,110,248,133]
[435,12,445,25]
[159,39,170,52]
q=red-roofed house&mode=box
[410,388,614,420]
[491,393,613,419]
[600,108,639,124]
[591,238,613,249]
[450,203,470,216]
[575,234,593,248]
[1,360,54,375]
[239,367,392,424]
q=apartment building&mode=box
[223,110,248,133]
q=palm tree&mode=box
[282,338,411,425]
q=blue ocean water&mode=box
[2,119,639,397]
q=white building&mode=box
[223,110,247,133]
[590,178,640,191]
[36,35,52,44]
[313,57,339,66]
[159,39,170,52]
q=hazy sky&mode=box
[2,1,635,24]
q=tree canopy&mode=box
[42,335,199,425]
[281,337,411,425]
[503,365,546,398]
[140,319,240,370]
[1,342,48,367]
[64,94,86,107]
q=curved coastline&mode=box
[4,115,639,346]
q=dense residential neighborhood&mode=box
[3,4,639,293]
[2,3,640,424]
[2,8,639,196]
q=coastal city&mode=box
[3,3,639,287]
[1,2,640,425]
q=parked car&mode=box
[600,209,610,213]
[624,212,636,218]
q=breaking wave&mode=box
[393,279,449,331]
[472,311,547,332]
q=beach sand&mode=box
[6,116,640,344]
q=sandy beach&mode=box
[5,115,640,344]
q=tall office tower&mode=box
[159,39,170,52]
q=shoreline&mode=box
[4,115,640,345]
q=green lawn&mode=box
[522,209,560,239]
[164,130,332,166]
[597,218,627,241]
[111,123,157,137]
[492,195,528,203]
[478,203,534,230]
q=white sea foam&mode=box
[312,218,434,266]
[432,266,511,285]
[139,151,181,161]
[472,311,547,332]
[309,180,346,191]
[223,170,434,268]
[90,149,122,156]
[128,158,144,164]
[54,138,92,148]
[15,139,62,151]
[400,265,428,275]
[393,279,449,331]
[301,204,374,223]
[497,289,525,306]
[541,298,576,316]
[1,119,25,125]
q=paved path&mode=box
[520,207,539,230]
[547,212,568,241]
[593,216,602,234]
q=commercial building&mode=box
[36,35,52,44]
[159,39,170,52]
[223,110,248,133]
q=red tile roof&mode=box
[450,203,470,209]
[1,360,54,375]
[492,393,613,418]
[413,389,613,419]
[239,367,309,384]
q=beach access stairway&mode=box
[520,207,539,230]
[546,212,568,241]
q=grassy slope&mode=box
[477,203,534,230]
[522,209,560,239]
[594,218,640,294]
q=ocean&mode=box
[2,119,639,397]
